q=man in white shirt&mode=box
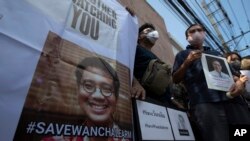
[210,60,230,79]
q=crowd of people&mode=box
[132,22,250,141]
[44,7,250,141]
[73,6,250,140]
[118,7,250,141]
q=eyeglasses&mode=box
[188,28,204,34]
[80,80,114,97]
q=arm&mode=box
[173,50,202,83]
[171,97,186,109]
[239,75,248,83]
[226,74,249,99]
[227,79,246,98]
[172,60,191,83]
[131,77,146,100]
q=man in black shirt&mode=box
[132,23,172,106]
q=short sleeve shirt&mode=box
[134,45,158,81]
[172,45,229,105]
[133,45,172,104]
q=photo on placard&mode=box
[133,99,174,141]
[167,108,195,141]
[13,31,133,141]
[201,53,234,91]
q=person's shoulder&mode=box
[181,45,194,54]
[136,45,147,55]
[204,46,222,56]
[178,50,188,54]
[138,45,158,58]
[175,49,190,59]
[136,45,149,53]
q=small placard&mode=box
[167,108,195,141]
[135,99,174,141]
[201,53,234,91]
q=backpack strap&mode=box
[148,59,158,70]
[141,59,158,84]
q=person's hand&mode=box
[228,79,246,97]
[131,78,146,100]
[185,50,202,65]
[171,98,186,109]
[239,75,248,83]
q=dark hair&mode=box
[185,23,205,38]
[224,52,242,61]
[75,57,120,98]
[138,23,155,34]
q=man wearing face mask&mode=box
[132,23,172,106]
[172,24,250,141]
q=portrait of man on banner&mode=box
[0,0,138,140]
[13,32,132,141]
[201,54,234,92]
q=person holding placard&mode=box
[224,52,248,83]
[172,24,250,141]
[225,52,250,108]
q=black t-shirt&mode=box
[133,45,157,81]
[133,45,173,106]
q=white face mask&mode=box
[146,30,159,44]
[187,31,205,45]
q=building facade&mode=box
[119,0,177,64]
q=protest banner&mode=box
[0,0,138,140]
